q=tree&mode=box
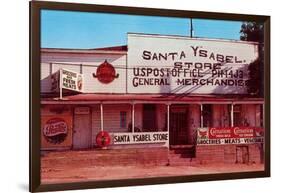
[240,22,264,97]
[240,22,264,42]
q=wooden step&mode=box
[170,145,195,149]
[169,147,196,158]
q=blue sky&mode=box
[41,10,243,49]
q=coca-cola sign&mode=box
[43,118,68,144]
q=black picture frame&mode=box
[30,1,270,192]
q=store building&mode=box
[41,33,264,165]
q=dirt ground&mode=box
[41,154,264,184]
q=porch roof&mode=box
[41,94,264,104]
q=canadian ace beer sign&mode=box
[127,33,259,94]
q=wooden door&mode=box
[170,107,188,145]
[142,104,156,132]
[73,113,92,149]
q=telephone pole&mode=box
[190,18,193,38]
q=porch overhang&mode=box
[41,94,264,105]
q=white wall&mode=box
[92,104,132,145]
[134,104,143,130]
[157,104,167,131]
[41,51,127,93]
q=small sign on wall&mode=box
[74,107,90,115]
[41,115,73,149]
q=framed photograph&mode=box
[30,1,270,192]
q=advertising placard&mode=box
[41,115,73,149]
[61,68,83,92]
[127,33,259,94]
[197,127,264,145]
[51,68,83,93]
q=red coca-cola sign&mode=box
[43,118,68,144]
[96,131,111,148]
[93,60,119,84]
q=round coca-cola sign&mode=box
[93,60,119,84]
[96,131,111,148]
[43,118,68,144]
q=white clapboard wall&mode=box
[41,50,127,93]
[91,104,131,145]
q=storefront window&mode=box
[202,104,212,127]
[142,104,157,132]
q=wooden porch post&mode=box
[132,103,135,133]
[262,103,265,127]
[167,103,170,149]
[100,103,104,131]
[59,68,62,100]
[231,103,234,127]
[200,104,203,127]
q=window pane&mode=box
[233,104,242,126]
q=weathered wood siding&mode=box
[41,51,127,93]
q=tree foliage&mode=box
[240,22,264,97]
[240,22,264,42]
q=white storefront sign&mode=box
[61,68,83,92]
[51,68,83,93]
[111,132,168,145]
[127,33,259,94]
